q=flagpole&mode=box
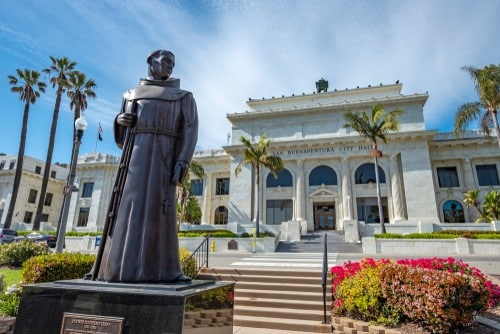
[95,122,102,153]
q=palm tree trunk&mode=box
[489,109,500,149]
[34,88,62,230]
[374,154,386,234]
[4,100,30,229]
[255,165,260,238]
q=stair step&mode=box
[199,273,326,285]
[236,305,326,321]
[200,267,326,277]
[234,315,332,333]
[235,296,325,311]
[234,281,331,293]
[236,288,325,301]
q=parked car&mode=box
[25,232,57,248]
[0,228,19,244]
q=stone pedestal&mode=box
[343,219,360,243]
[15,279,234,334]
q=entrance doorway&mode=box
[314,203,335,230]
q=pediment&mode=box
[309,186,338,198]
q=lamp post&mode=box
[56,115,87,253]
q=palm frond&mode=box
[454,102,483,135]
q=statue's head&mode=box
[147,50,175,80]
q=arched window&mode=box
[443,200,465,223]
[355,163,386,184]
[214,206,228,225]
[266,169,293,188]
[309,165,337,186]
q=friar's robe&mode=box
[96,78,198,282]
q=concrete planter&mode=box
[362,237,500,255]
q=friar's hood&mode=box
[124,77,191,101]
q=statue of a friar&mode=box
[92,50,198,283]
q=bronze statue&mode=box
[92,50,198,283]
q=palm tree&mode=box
[67,71,96,143]
[235,134,283,237]
[177,161,204,228]
[33,56,76,230]
[454,64,500,149]
[344,104,403,234]
[4,69,46,229]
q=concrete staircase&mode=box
[198,267,332,333]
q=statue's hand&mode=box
[116,113,137,127]
[172,161,189,185]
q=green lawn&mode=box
[0,268,22,290]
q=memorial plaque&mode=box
[227,239,238,250]
[60,313,123,334]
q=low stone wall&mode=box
[362,237,500,255]
[0,317,15,334]
[332,316,400,334]
[62,236,279,253]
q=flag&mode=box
[98,123,103,141]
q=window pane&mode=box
[443,200,465,223]
[23,211,33,224]
[437,167,459,187]
[28,189,38,203]
[191,179,204,196]
[356,197,388,223]
[215,178,229,195]
[41,214,49,222]
[50,170,56,178]
[267,169,293,188]
[355,163,386,184]
[266,199,293,224]
[82,182,94,198]
[35,166,42,174]
[476,165,500,186]
[309,165,337,186]
[214,206,228,224]
[44,193,53,206]
[77,207,90,227]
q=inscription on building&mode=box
[272,145,371,157]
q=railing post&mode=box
[322,233,328,324]
[206,234,210,269]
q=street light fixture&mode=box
[56,115,87,253]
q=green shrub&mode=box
[379,263,490,333]
[0,240,49,267]
[0,286,21,317]
[180,247,197,278]
[375,231,500,239]
[178,230,237,238]
[0,274,3,292]
[21,253,95,284]
[333,265,401,325]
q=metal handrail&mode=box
[184,234,210,279]
[322,233,329,324]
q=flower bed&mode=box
[331,257,500,333]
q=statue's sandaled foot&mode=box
[83,271,93,280]
[171,275,192,283]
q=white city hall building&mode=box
[189,82,500,235]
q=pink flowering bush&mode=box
[331,257,500,332]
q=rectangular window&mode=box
[476,164,500,186]
[356,197,389,224]
[35,166,42,174]
[44,193,53,206]
[41,213,49,222]
[9,161,15,169]
[23,211,33,224]
[191,179,204,196]
[215,178,230,195]
[82,182,94,198]
[266,200,293,225]
[437,167,460,188]
[28,189,38,204]
[77,207,90,227]
[0,161,5,169]
[50,170,56,178]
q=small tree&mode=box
[235,134,283,237]
[183,196,202,224]
[344,104,403,233]
[464,189,500,222]
[454,64,500,149]
[176,161,204,227]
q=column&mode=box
[462,159,476,222]
[202,173,212,224]
[341,157,353,219]
[295,160,305,221]
[390,154,405,221]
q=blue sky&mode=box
[1,0,499,164]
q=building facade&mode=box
[0,154,69,228]
[190,82,500,233]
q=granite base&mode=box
[14,279,234,334]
